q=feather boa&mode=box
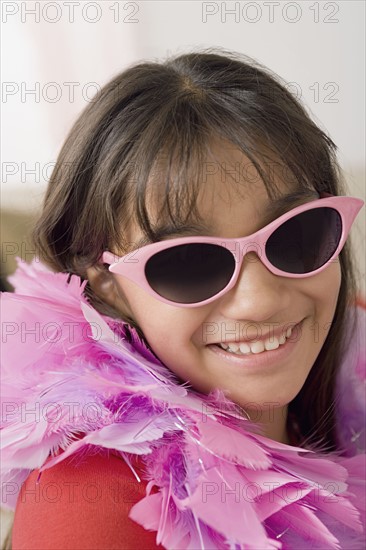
[1,257,365,549]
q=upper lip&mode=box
[208,321,302,345]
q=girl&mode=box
[1,48,365,549]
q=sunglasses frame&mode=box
[101,193,364,308]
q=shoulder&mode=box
[12,451,162,550]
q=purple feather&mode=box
[1,257,365,549]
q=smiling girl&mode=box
[1,48,365,549]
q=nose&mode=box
[218,251,291,321]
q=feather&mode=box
[1,257,366,549]
[180,460,271,545]
[270,502,342,549]
[307,489,363,533]
[196,418,271,469]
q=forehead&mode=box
[192,140,295,234]
[152,140,296,222]
[124,137,316,246]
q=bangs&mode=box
[36,49,342,271]
[117,103,316,252]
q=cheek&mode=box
[299,261,341,307]
[316,262,342,310]
[318,263,342,343]
[298,262,342,347]
[115,278,205,351]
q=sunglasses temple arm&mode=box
[100,251,119,265]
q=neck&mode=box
[244,404,290,445]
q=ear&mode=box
[85,264,133,318]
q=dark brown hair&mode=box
[31,47,359,454]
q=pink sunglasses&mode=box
[101,193,364,307]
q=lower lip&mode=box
[206,321,304,370]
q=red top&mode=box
[12,450,162,549]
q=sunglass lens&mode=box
[145,244,235,303]
[266,207,342,274]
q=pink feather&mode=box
[1,257,365,549]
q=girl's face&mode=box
[88,143,342,443]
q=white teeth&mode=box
[264,338,280,351]
[218,325,294,355]
[227,343,239,352]
[250,341,265,354]
[239,342,251,354]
